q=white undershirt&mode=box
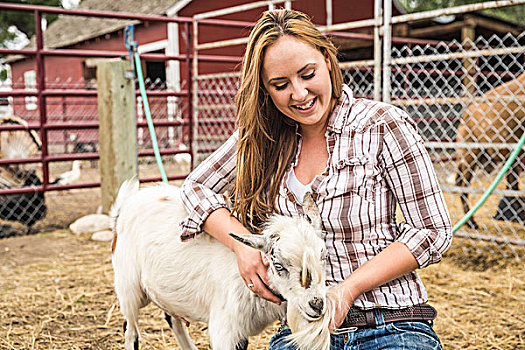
[287,168,313,204]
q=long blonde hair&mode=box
[232,9,343,232]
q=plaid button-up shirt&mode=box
[180,85,452,309]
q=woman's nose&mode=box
[291,82,308,101]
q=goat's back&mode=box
[111,183,188,242]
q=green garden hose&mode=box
[452,131,525,233]
[133,52,168,184]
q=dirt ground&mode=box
[0,230,523,350]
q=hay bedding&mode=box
[0,167,523,349]
[0,231,523,350]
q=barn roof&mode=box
[4,0,180,63]
[12,0,407,53]
[40,0,179,49]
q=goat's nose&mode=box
[309,297,324,314]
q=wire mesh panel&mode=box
[342,66,376,99]
[384,32,525,258]
[46,78,99,158]
[195,72,239,163]
[0,76,99,236]
[136,78,191,179]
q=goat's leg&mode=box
[123,319,139,350]
[116,286,145,350]
[235,338,249,350]
[208,314,240,350]
[164,313,198,350]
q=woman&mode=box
[180,9,452,350]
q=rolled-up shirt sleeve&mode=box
[179,131,238,240]
[380,109,452,268]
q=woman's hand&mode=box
[327,242,419,331]
[233,241,282,305]
[328,281,356,330]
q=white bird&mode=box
[51,160,81,185]
[174,141,191,172]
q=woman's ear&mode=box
[320,48,332,72]
[324,53,332,72]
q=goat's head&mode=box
[230,193,328,322]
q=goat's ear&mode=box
[303,192,322,232]
[229,233,269,253]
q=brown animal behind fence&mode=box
[455,72,525,229]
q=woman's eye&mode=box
[303,71,315,80]
[273,263,285,271]
[275,83,288,91]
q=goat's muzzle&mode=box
[309,297,324,315]
[301,296,326,320]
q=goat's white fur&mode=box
[111,179,334,350]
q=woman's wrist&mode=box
[231,239,244,255]
[339,279,359,305]
[203,208,251,253]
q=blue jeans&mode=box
[269,309,443,350]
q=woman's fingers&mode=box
[235,243,281,304]
[251,273,282,304]
[257,254,271,285]
[261,251,269,265]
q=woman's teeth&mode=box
[294,98,315,110]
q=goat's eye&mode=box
[273,263,285,272]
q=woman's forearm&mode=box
[202,208,251,252]
[340,242,419,303]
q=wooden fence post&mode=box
[97,59,138,214]
[462,17,477,97]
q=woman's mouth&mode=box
[292,97,317,112]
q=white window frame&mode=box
[24,70,37,110]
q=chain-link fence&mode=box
[389,33,524,259]
[0,76,98,236]
[195,72,239,162]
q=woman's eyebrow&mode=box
[268,63,317,83]
[297,63,316,74]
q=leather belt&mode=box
[340,304,437,328]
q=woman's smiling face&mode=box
[261,35,333,131]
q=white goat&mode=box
[111,179,334,350]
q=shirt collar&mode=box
[327,84,354,134]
